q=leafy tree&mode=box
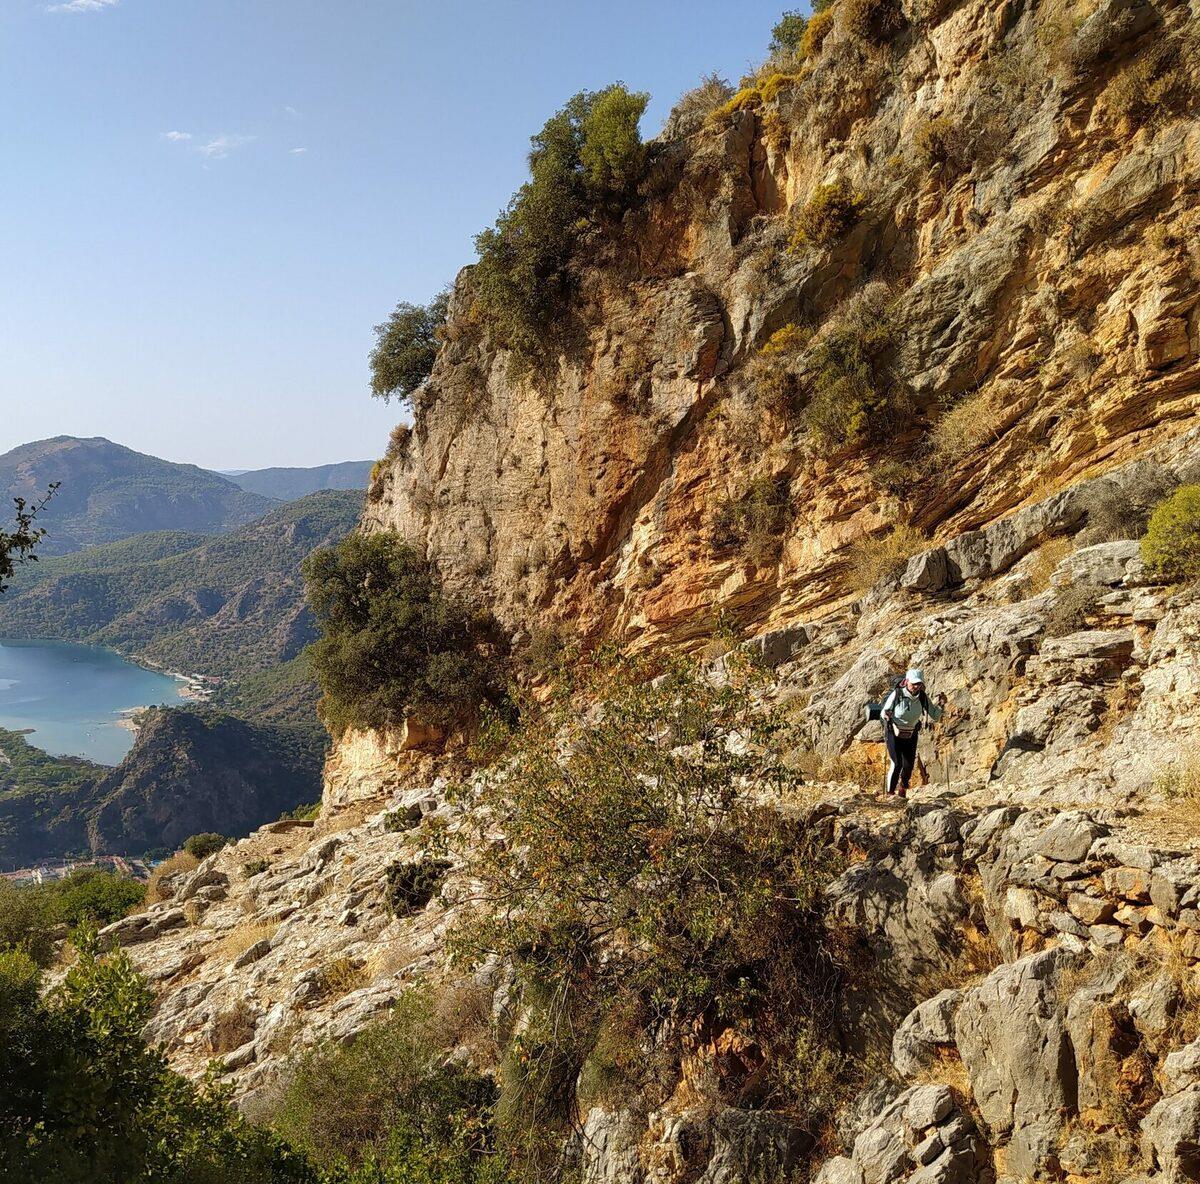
[183,832,230,860]
[0,933,315,1182]
[1142,483,1200,582]
[303,532,506,736]
[0,484,57,592]
[770,10,809,56]
[369,291,450,404]
[473,84,649,361]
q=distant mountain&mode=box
[0,436,276,555]
[0,490,361,705]
[0,710,321,868]
[221,460,373,501]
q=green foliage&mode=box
[280,801,321,822]
[51,867,145,928]
[269,985,504,1181]
[804,286,910,448]
[184,832,230,860]
[303,532,506,736]
[710,476,794,566]
[1142,484,1200,583]
[448,657,853,1157]
[0,932,315,1182]
[384,858,451,917]
[242,858,271,880]
[770,10,809,56]
[0,483,57,591]
[0,869,144,967]
[789,179,867,250]
[369,291,450,405]
[472,85,649,362]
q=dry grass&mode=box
[220,921,279,962]
[1025,536,1074,594]
[788,742,881,790]
[1154,743,1200,834]
[928,388,1006,466]
[209,999,257,1055]
[144,851,200,906]
[316,956,369,1001]
[845,524,927,593]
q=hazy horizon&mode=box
[2,0,793,469]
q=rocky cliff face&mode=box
[111,2,1200,1181]
[365,0,1200,653]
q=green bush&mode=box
[0,870,144,967]
[51,868,144,929]
[449,657,854,1159]
[303,532,506,737]
[789,179,866,250]
[369,290,449,404]
[184,832,230,860]
[242,858,271,880]
[268,984,503,1180]
[1142,484,1200,583]
[472,85,649,362]
[0,934,313,1182]
[0,880,56,967]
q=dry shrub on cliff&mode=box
[144,850,199,906]
[220,921,278,962]
[385,422,412,461]
[710,475,794,566]
[1025,537,1074,594]
[750,322,812,409]
[1078,467,1178,545]
[1106,40,1185,126]
[209,999,256,1056]
[665,73,733,136]
[789,179,867,250]
[841,0,904,42]
[315,956,368,1001]
[912,116,959,169]
[803,285,911,450]
[1043,582,1101,638]
[928,387,1005,466]
[846,524,926,592]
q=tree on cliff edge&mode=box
[0,484,57,592]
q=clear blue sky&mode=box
[1,0,793,469]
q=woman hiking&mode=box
[881,668,945,798]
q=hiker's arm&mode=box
[926,693,945,722]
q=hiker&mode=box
[880,668,945,798]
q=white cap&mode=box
[905,668,926,684]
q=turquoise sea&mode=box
[0,638,187,765]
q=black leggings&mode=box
[885,725,919,794]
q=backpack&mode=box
[865,674,929,722]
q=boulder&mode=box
[893,990,965,1078]
[954,948,1077,1178]
[1034,813,1106,862]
